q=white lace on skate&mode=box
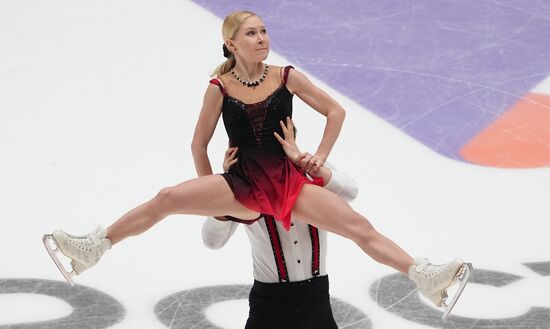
[43,226,111,286]
[413,258,448,281]
[61,226,110,266]
[65,227,107,254]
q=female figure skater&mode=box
[44,10,471,318]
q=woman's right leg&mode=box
[107,174,260,244]
[45,174,259,283]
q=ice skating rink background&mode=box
[1,0,550,328]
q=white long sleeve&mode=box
[323,163,359,202]
[201,217,239,249]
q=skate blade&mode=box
[441,263,473,321]
[42,234,76,286]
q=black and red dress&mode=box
[209,66,323,231]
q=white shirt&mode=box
[202,164,358,283]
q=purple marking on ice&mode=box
[192,0,550,162]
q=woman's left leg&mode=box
[291,183,414,274]
[292,184,472,313]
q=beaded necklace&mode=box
[231,64,269,88]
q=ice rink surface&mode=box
[1,1,550,328]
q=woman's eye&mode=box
[247,31,255,36]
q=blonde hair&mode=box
[212,11,258,77]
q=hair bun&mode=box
[223,44,233,58]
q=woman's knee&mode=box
[154,186,183,212]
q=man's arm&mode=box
[321,163,359,203]
[202,217,239,250]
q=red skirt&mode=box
[221,149,323,231]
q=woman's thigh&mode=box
[291,183,374,239]
[160,174,260,220]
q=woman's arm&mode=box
[191,84,224,177]
[285,68,346,171]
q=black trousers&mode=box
[244,275,338,329]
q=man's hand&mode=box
[274,116,326,175]
[274,117,302,163]
[223,146,238,173]
[216,147,238,221]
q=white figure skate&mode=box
[42,226,111,286]
[408,257,472,320]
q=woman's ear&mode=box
[226,40,237,53]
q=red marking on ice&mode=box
[461,93,550,168]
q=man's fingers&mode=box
[274,132,285,144]
[282,118,293,140]
[286,116,294,133]
[279,120,289,135]
[224,147,238,163]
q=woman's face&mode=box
[229,16,270,62]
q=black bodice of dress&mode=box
[210,66,294,157]
[223,85,293,155]
[208,66,322,230]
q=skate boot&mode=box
[43,226,111,286]
[408,257,472,320]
